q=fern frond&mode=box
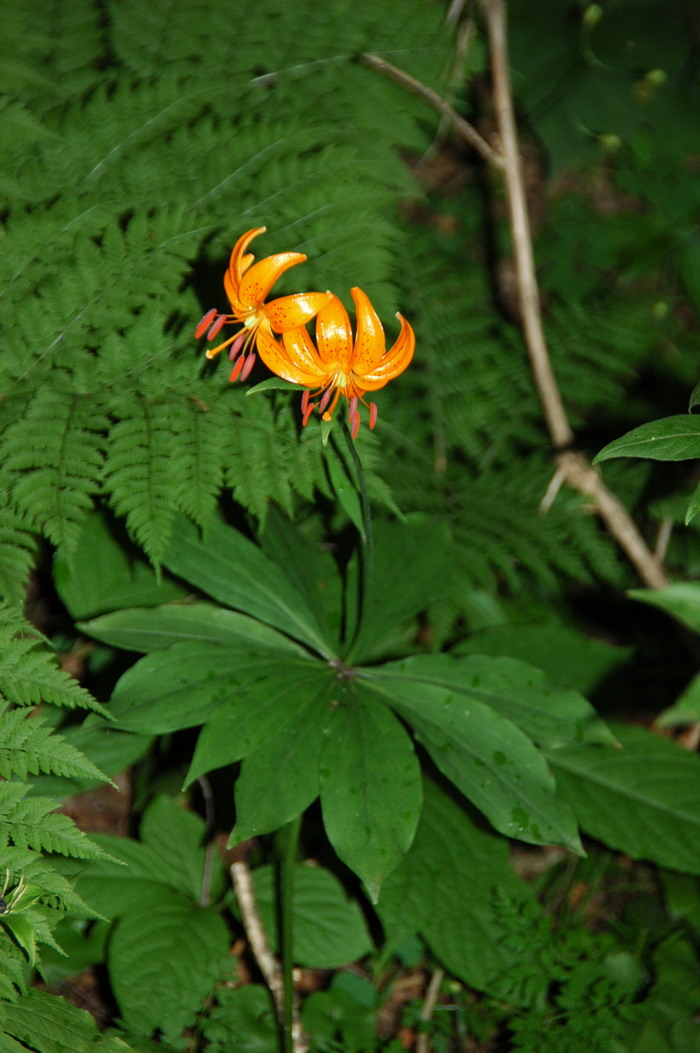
[0,939,26,1002]
[0,703,108,784]
[0,504,37,609]
[0,606,103,713]
[0,783,102,860]
[104,395,180,566]
[0,385,106,557]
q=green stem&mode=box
[338,419,373,663]
[276,814,302,1053]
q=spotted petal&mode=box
[235,252,308,313]
[264,291,333,334]
[356,313,415,391]
[257,327,326,386]
[350,287,386,374]
[316,295,354,370]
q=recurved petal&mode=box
[237,252,308,311]
[316,294,353,369]
[350,287,385,374]
[280,325,327,374]
[264,291,333,333]
[228,227,266,285]
[256,327,327,387]
[355,313,415,390]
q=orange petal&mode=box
[256,327,327,387]
[227,227,266,288]
[281,325,327,374]
[356,313,415,391]
[237,252,308,311]
[316,294,353,369]
[264,291,333,333]
[350,287,386,374]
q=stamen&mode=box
[350,412,361,440]
[195,308,218,339]
[229,355,245,382]
[348,395,359,417]
[239,353,256,382]
[206,314,228,341]
[369,402,378,430]
[302,400,316,427]
[301,389,311,414]
[228,331,247,360]
[319,386,334,414]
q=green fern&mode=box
[0,703,108,783]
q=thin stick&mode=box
[416,967,445,1053]
[359,52,504,170]
[478,0,668,588]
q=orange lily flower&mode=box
[256,287,415,438]
[195,227,331,382]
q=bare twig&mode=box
[230,861,308,1053]
[359,52,504,170]
[416,967,445,1053]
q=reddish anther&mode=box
[350,412,361,440]
[302,400,316,427]
[195,308,218,339]
[206,314,228,341]
[319,387,334,414]
[301,389,311,414]
[240,353,256,382]
[369,402,378,430]
[229,355,245,382]
[228,331,247,360]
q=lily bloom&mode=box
[256,287,415,438]
[195,227,331,382]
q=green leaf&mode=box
[454,623,631,696]
[377,777,538,992]
[379,653,616,748]
[110,643,309,734]
[656,672,700,728]
[108,888,229,1038]
[54,509,186,621]
[320,685,423,900]
[139,796,211,903]
[252,864,373,968]
[547,724,700,874]
[2,988,119,1053]
[162,515,335,658]
[230,677,334,842]
[594,415,700,463]
[186,660,331,785]
[349,518,450,663]
[628,582,700,634]
[363,671,582,853]
[79,601,307,656]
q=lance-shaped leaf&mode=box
[377,653,616,748]
[547,724,700,874]
[185,660,332,785]
[162,515,336,658]
[230,675,335,843]
[319,683,423,901]
[361,671,582,854]
[594,415,700,464]
[110,643,317,735]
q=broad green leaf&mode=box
[108,887,229,1038]
[454,624,630,696]
[325,447,364,537]
[204,986,278,1052]
[139,796,212,903]
[348,518,450,664]
[377,777,538,993]
[109,642,303,734]
[684,479,700,525]
[656,672,700,728]
[594,415,700,463]
[547,724,700,874]
[230,679,334,843]
[363,672,582,853]
[320,686,423,900]
[53,509,186,620]
[251,864,373,968]
[2,988,120,1053]
[79,601,307,656]
[161,515,335,658]
[379,653,616,747]
[628,582,700,634]
[185,660,331,785]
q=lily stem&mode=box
[276,814,304,1053]
[338,419,374,661]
